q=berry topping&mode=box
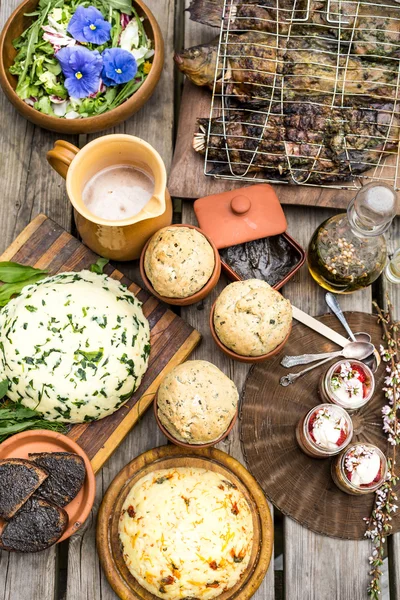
[336,430,348,447]
[352,364,366,383]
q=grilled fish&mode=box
[188,0,400,59]
[187,0,321,32]
[175,33,400,104]
[193,103,400,184]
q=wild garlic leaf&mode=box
[90,257,109,274]
[0,262,48,283]
[0,380,8,400]
[0,273,47,307]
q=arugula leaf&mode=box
[0,262,48,283]
[90,258,109,274]
[0,380,8,400]
[108,0,132,15]
[0,273,47,307]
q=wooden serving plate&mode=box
[97,445,273,600]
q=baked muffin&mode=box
[144,226,215,298]
[119,467,254,599]
[214,279,292,356]
[157,360,238,444]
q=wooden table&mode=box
[0,1,399,599]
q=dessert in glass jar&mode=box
[320,359,374,412]
[332,443,388,495]
[296,404,353,458]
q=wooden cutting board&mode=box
[0,215,201,474]
[168,81,400,213]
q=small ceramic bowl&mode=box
[140,224,221,306]
[209,302,292,363]
[0,429,95,542]
[0,0,164,134]
[153,392,238,448]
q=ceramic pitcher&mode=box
[47,134,172,260]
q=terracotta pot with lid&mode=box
[194,183,305,289]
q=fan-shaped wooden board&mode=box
[241,312,400,540]
[96,445,273,600]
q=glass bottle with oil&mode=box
[308,183,397,293]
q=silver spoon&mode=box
[280,356,335,386]
[281,341,374,368]
[325,292,371,344]
[325,293,379,371]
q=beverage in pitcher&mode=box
[82,164,154,221]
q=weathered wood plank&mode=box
[0,0,78,597]
[382,217,400,600]
[180,4,276,598]
[64,0,176,598]
[283,206,373,600]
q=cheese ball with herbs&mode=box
[119,467,254,599]
[0,271,150,423]
[157,360,238,444]
[144,226,215,298]
[214,279,292,356]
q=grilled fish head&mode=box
[174,39,221,87]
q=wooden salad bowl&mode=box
[0,0,164,133]
[97,445,273,600]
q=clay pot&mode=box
[140,224,221,306]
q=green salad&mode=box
[10,0,155,118]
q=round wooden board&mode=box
[97,445,273,600]
[240,311,400,540]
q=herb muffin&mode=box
[144,226,215,298]
[214,279,292,356]
[157,360,238,444]
[119,467,254,599]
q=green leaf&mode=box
[0,262,48,283]
[90,258,109,274]
[77,349,104,363]
[108,0,132,15]
[0,380,8,400]
[0,273,46,307]
[19,21,40,84]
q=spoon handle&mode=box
[325,293,356,342]
[280,357,334,386]
[281,349,341,368]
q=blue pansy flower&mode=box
[101,48,137,86]
[67,6,111,45]
[56,46,102,98]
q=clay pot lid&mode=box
[193,184,287,249]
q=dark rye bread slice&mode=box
[0,459,48,520]
[0,496,68,552]
[29,452,86,507]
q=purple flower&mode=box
[101,48,137,86]
[56,46,102,98]
[67,6,111,45]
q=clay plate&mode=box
[0,430,96,542]
[153,391,238,448]
[139,224,222,306]
[97,444,273,600]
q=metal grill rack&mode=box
[203,0,400,189]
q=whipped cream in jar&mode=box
[331,443,388,495]
[320,359,375,412]
[296,404,353,458]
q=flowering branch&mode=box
[364,297,399,599]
